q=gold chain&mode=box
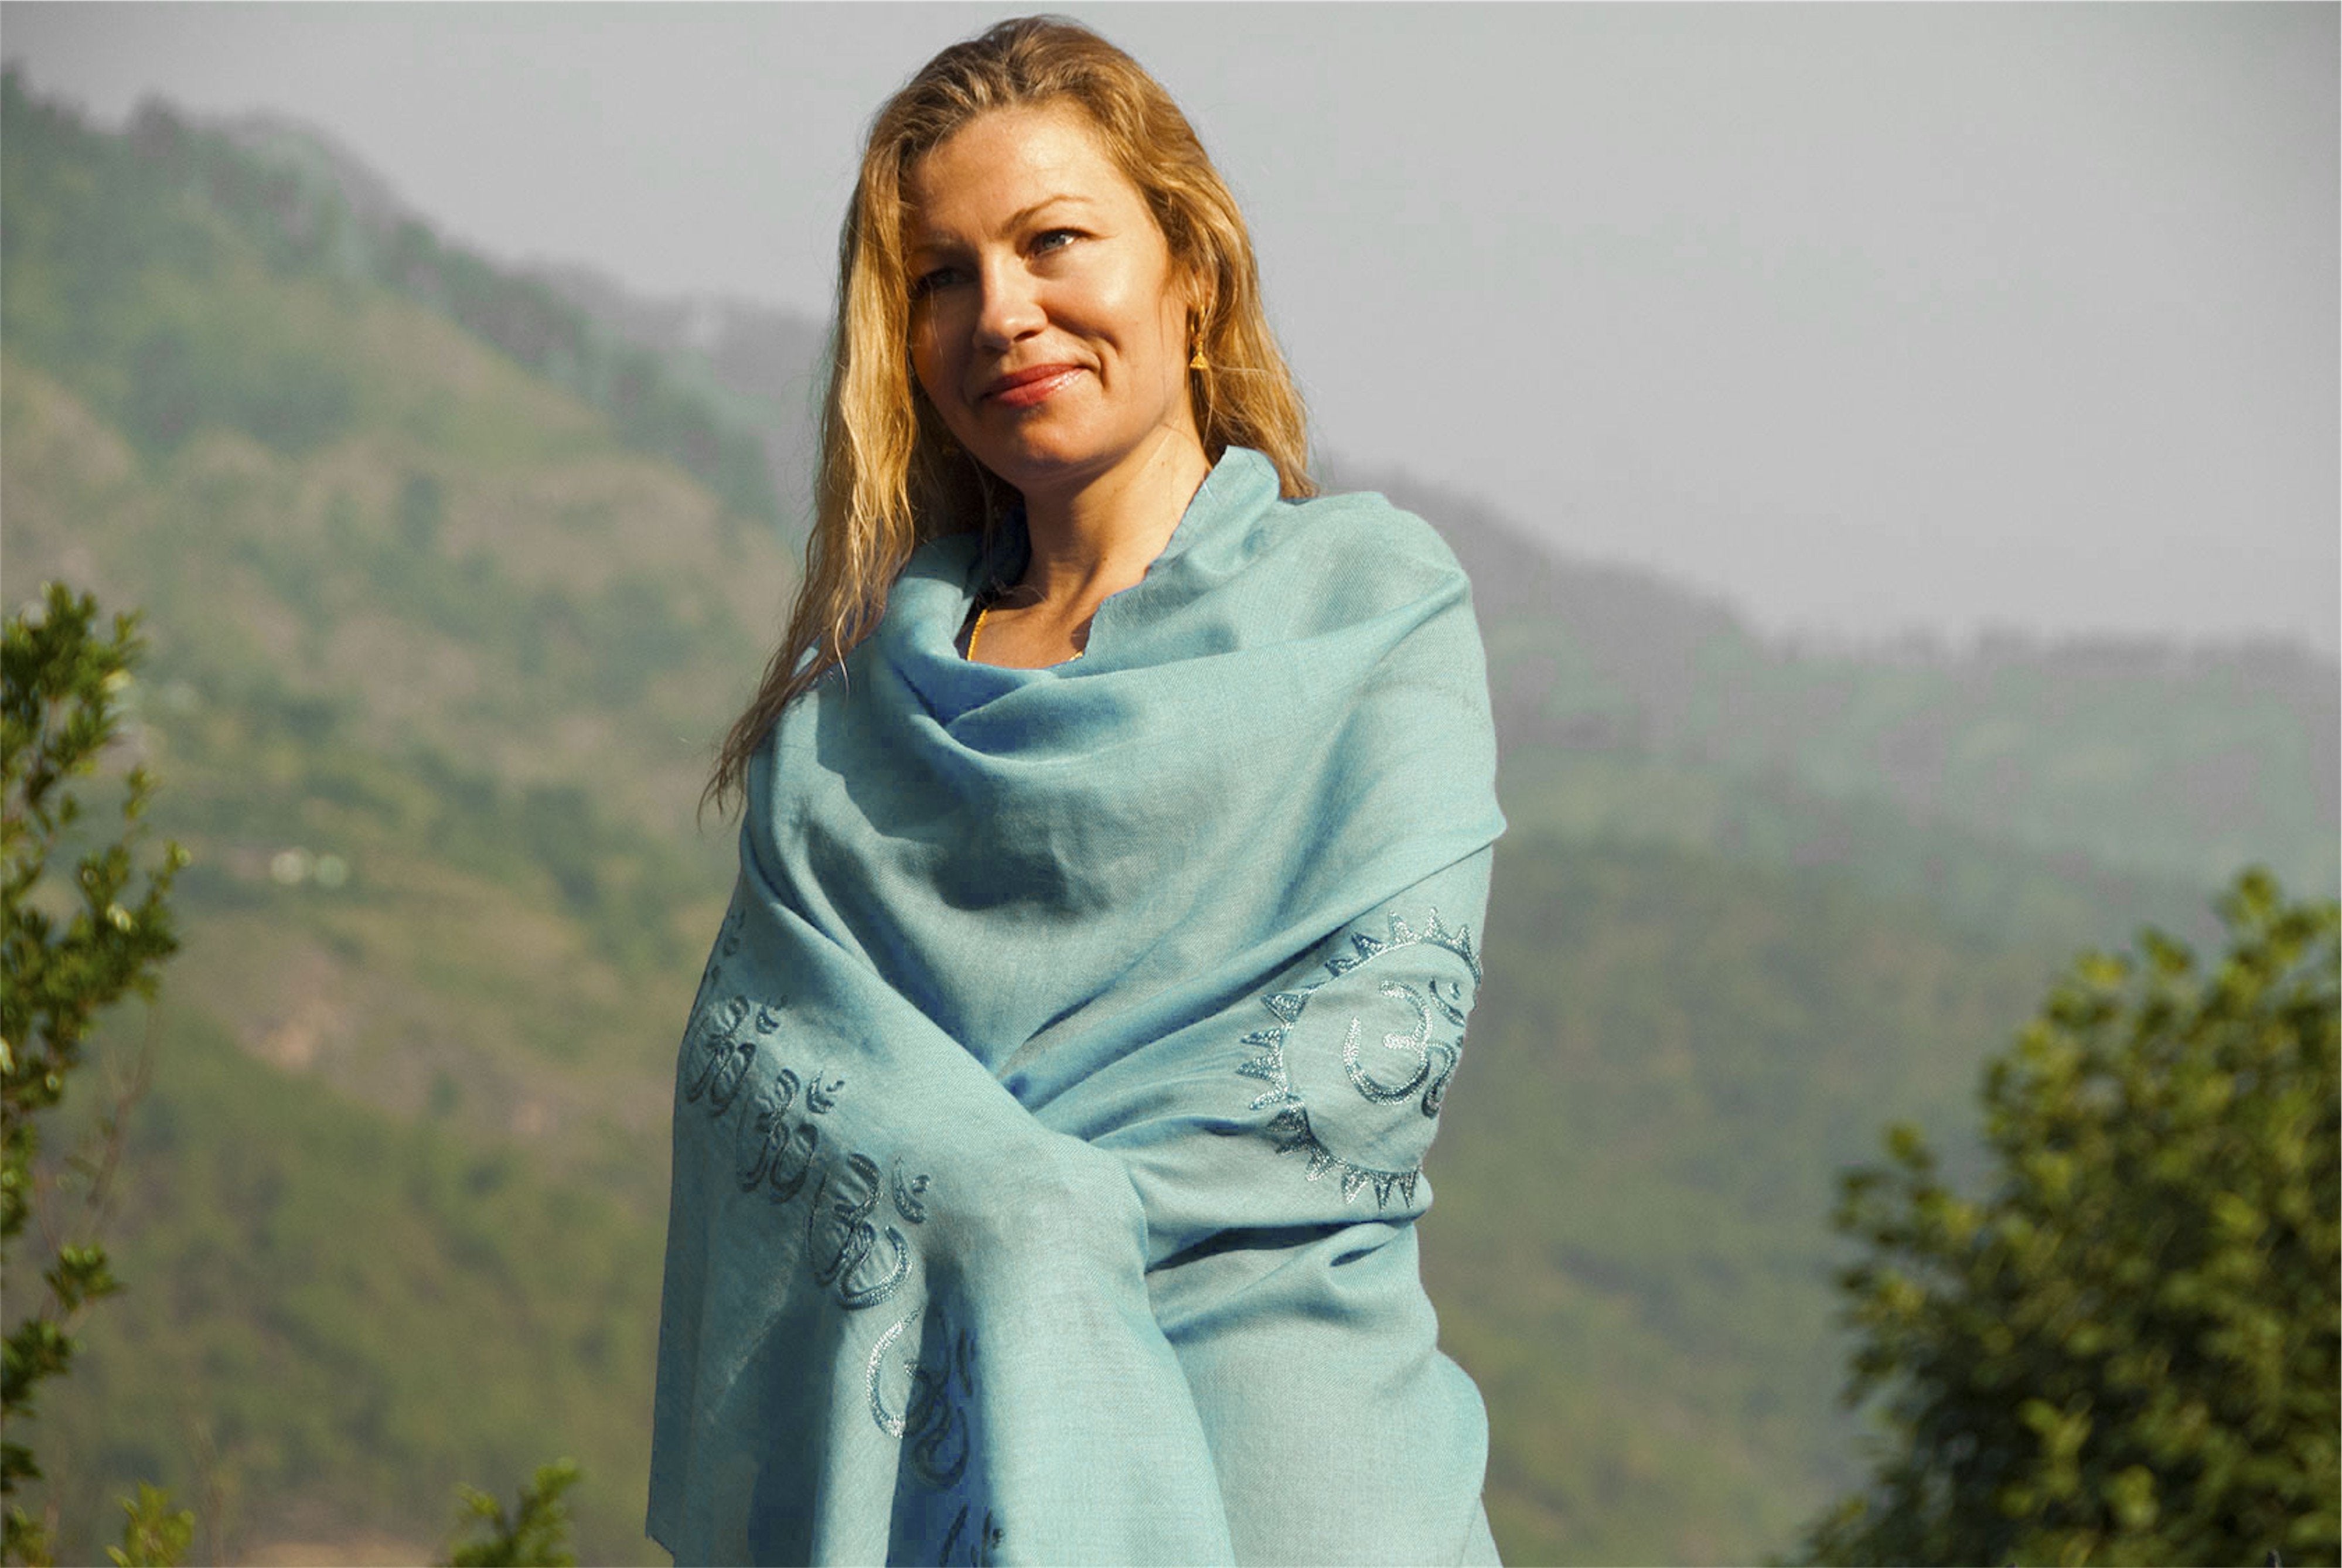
[965,602,1085,664]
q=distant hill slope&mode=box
[521,260,827,548]
[1,69,782,533]
[4,77,796,1560]
[2,74,2330,1567]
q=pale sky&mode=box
[4,2,2335,656]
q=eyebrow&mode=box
[1004,194,1097,229]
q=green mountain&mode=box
[3,72,2330,1565]
[3,68,790,1561]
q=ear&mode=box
[1176,261,1213,345]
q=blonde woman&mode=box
[652,18,1505,1564]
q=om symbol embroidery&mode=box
[865,1305,1003,1564]
[865,1308,977,1485]
[678,986,929,1315]
[737,1068,824,1203]
[1339,975,1468,1114]
[1235,908,1482,1206]
[682,997,755,1111]
[807,1153,913,1311]
[679,949,998,1556]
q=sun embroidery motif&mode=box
[1236,908,1482,1206]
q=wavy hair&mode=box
[706,14,1313,816]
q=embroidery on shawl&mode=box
[674,928,977,1540]
[807,1153,913,1310]
[865,1304,976,1478]
[866,1301,1003,1563]
[936,1502,1006,1567]
[1236,907,1482,1206]
[682,903,748,1026]
[678,990,929,1313]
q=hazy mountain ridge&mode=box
[2,74,2330,1566]
[521,259,827,548]
[188,86,832,544]
[0,70,783,531]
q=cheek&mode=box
[1078,264,1169,350]
[1157,294,1187,354]
[1090,286,1180,380]
[908,323,952,404]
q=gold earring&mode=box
[1189,339,1208,371]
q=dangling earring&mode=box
[1189,337,1208,372]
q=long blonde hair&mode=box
[706,15,1313,817]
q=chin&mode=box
[976,434,1122,494]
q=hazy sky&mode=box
[4,2,2335,656]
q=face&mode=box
[903,103,1201,502]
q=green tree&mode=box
[444,1459,581,1567]
[2,585,186,1566]
[1795,869,2340,1567]
[104,1485,194,1568]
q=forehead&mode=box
[902,102,1150,246]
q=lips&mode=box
[980,363,1084,409]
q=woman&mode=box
[650,18,1505,1565]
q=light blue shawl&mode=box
[650,448,1506,1565]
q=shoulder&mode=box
[1192,449,1461,581]
[1277,484,1463,572]
[1247,483,1474,629]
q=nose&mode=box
[973,259,1044,350]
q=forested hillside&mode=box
[3,73,2330,1564]
[2,69,789,1560]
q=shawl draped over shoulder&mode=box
[649,448,1508,1566]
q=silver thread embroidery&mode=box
[865,1314,914,1439]
[864,1305,976,1489]
[905,1317,975,1487]
[1341,980,1436,1103]
[1236,906,1481,1207]
[892,1161,932,1225]
[677,991,915,1308]
[808,1154,911,1310]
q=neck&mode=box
[1013,429,1212,606]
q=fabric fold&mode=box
[650,448,1507,1565]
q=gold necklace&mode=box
[966,602,1083,663]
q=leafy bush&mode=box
[3,585,187,1565]
[1797,870,2340,1566]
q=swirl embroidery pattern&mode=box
[678,980,926,1315]
[864,1306,1004,1563]
[681,921,1008,1560]
[1236,908,1482,1206]
[866,1310,976,1484]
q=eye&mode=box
[909,264,964,301]
[1031,228,1083,257]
